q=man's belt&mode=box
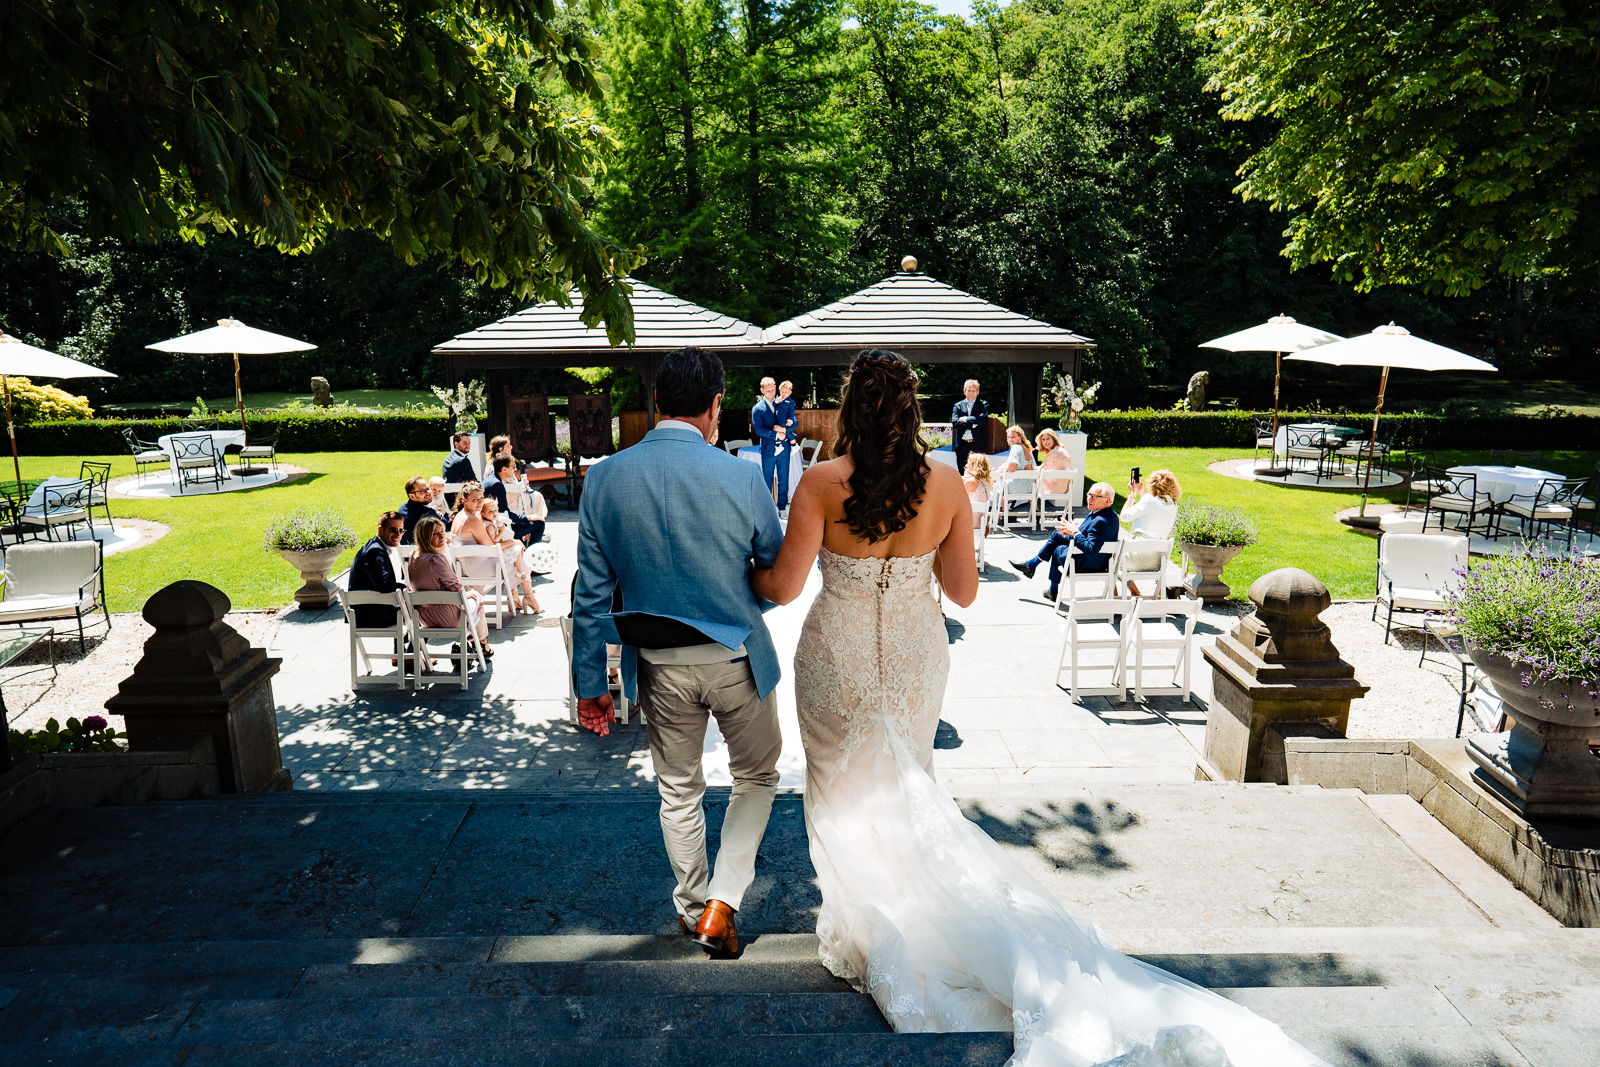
[613,613,715,650]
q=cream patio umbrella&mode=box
[1200,314,1343,470]
[0,333,117,498]
[146,318,316,432]
[1287,322,1497,515]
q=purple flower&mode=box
[81,715,108,732]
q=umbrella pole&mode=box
[233,352,247,434]
[2,375,18,501]
[1359,365,1389,517]
[1271,351,1282,465]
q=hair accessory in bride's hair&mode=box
[836,349,929,544]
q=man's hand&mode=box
[577,694,614,737]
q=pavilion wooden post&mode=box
[1358,365,1390,517]
[1007,363,1043,439]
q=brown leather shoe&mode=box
[678,915,692,936]
[692,900,739,957]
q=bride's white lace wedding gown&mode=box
[794,547,1327,1067]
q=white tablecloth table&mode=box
[158,430,248,480]
[1447,464,1561,505]
[737,446,803,501]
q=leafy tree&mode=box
[0,0,641,337]
[1204,0,1600,295]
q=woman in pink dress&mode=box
[407,516,490,655]
[1034,428,1074,496]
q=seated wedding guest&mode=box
[482,496,541,614]
[1120,468,1182,575]
[963,454,993,530]
[489,434,515,465]
[1011,481,1120,600]
[398,477,435,544]
[427,477,450,520]
[349,511,407,626]
[443,431,476,483]
[450,482,502,582]
[483,454,538,544]
[1000,424,1035,474]
[408,515,490,655]
[1035,428,1074,493]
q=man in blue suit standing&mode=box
[773,380,798,508]
[951,378,987,474]
[750,376,784,510]
[574,347,784,959]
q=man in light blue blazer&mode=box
[573,347,784,958]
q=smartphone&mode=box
[1131,465,1140,483]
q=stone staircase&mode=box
[1,787,1595,1066]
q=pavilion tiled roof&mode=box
[760,271,1093,351]
[433,280,762,355]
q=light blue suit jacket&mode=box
[573,424,785,702]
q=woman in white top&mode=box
[962,454,993,529]
[1000,424,1035,474]
[1120,468,1182,571]
[449,483,501,581]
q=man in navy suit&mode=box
[348,512,407,627]
[951,379,987,474]
[482,455,540,544]
[441,432,476,504]
[751,377,785,509]
[773,380,798,509]
[397,477,435,545]
[1012,482,1120,600]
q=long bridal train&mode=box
[794,548,1327,1067]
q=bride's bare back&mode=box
[750,452,977,608]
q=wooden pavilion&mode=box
[434,260,1093,441]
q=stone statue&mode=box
[310,376,332,407]
[1186,370,1209,411]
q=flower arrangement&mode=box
[263,509,358,553]
[1050,373,1100,434]
[430,379,489,433]
[9,715,125,754]
[1170,503,1258,548]
[1449,546,1600,707]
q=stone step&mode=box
[0,1033,1016,1067]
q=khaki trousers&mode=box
[639,658,781,923]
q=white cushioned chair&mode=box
[1373,533,1468,643]
[0,540,109,651]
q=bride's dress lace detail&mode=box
[794,548,1329,1067]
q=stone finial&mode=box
[134,581,253,681]
[1246,567,1337,662]
[901,255,918,272]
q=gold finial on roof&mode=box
[901,256,918,272]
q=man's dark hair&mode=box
[655,346,725,418]
[452,431,471,447]
[378,510,403,532]
[492,454,514,475]
[405,475,429,495]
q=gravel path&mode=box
[3,611,279,734]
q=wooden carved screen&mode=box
[505,390,554,462]
[568,393,613,458]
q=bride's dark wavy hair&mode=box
[835,348,929,544]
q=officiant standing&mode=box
[951,379,987,473]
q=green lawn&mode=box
[13,447,1596,613]
[100,389,437,415]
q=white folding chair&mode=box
[723,439,753,453]
[1116,538,1173,600]
[998,470,1037,530]
[339,589,411,690]
[1054,598,1130,702]
[401,589,485,690]
[1034,471,1075,529]
[800,438,823,468]
[1123,598,1200,702]
[560,616,635,724]
[1053,540,1124,612]
[450,540,511,630]
[972,499,990,571]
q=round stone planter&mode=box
[275,546,345,611]
[1178,542,1246,603]
[1466,649,1600,819]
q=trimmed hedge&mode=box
[17,411,453,455]
[14,407,1600,456]
[1076,410,1600,452]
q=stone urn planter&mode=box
[276,547,344,611]
[1467,649,1600,819]
[1179,542,1246,603]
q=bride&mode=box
[750,350,1325,1067]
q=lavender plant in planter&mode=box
[1171,504,1258,603]
[265,509,357,611]
[1452,548,1600,818]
